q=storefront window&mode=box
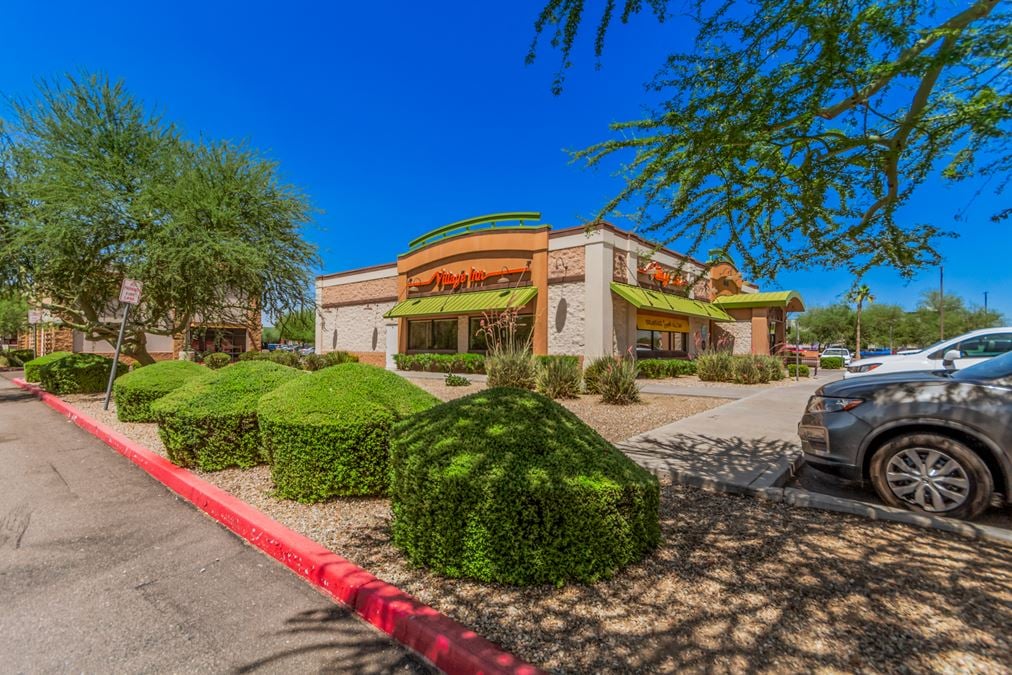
[469,315,533,352]
[407,319,458,352]
[636,329,688,358]
[190,328,247,359]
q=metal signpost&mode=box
[28,310,41,357]
[103,279,143,410]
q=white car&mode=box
[820,346,852,365]
[844,327,1012,378]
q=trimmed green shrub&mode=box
[0,356,8,368]
[152,361,303,470]
[238,350,272,362]
[389,388,661,585]
[787,363,811,377]
[300,353,327,371]
[820,356,845,369]
[39,353,123,394]
[444,372,471,386]
[6,349,35,367]
[583,356,614,394]
[636,358,696,379]
[393,352,485,373]
[597,358,641,404]
[203,352,232,369]
[259,364,439,502]
[535,355,582,399]
[113,360,208,422]
[24,351,72,383]
[268,350,302,368]
[321,350,358,366]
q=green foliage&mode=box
[268,350,302,368]
[636,358,696,379]
[0,73,319,365]
[320,351,358,367]
[0,295,28,338]
[695,352,735,383]
[39,353,121,394]
[259,364,438,502]
[5,348,35,367]
[820,356,845,369]
[788,363,811,377]
[393,353,485,373]
[151,361,303,471]
[113,360,207,422]
[697,353,784,384]
[202,352,232,369]
[389,388,660,585]
[444,372,471,387]
[0,356,8,368]
[275,309,315,345]
[238,350,271,362]
[528,0,1010,279]
[596,358,641,404]
[535,355,582,399]
[23,351,71,383]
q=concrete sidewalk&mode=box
[619,375,841,491]
[0,375,430,674]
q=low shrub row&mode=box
[23,351,72,383]
[203,352,232,369]
[787,363,811,377]
[113,360,208,422]
[820,356,845,369]
[235,349,358,371]
[38,353,125,394]
[4,349,36,367]
[152,361,304,471]
[393,352,485,373]
[696,352,785,384]
[636,358,697,379]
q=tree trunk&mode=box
[855,301,862,360]
[123,331,157,366]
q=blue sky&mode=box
[2,1,1008,319]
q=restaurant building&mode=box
[314,212,804,367]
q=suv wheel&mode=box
[870,433,993,520]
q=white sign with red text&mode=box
[119,278,143,305]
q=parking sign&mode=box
[28,310,42,325]
[119,278,143,305]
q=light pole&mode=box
[984,291,989,315]
[939,266,944,341]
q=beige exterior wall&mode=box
[318,301,396,356]
[320,276,398,307]
[612,296,635,355]
[548,247,585,282]
[547,281,585,356]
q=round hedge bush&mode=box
[113,360,208,422]
[151,361,304,471]
[389,388,661,585]
[23,351,72,383]
[259,363,439,503]
[39,353,123,394]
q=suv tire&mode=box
[870,433,993,520]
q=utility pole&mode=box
[984,291,989,315]
[939,266,945,341]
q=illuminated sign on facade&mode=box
[407,265,530,292]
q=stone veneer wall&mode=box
[612,297,633,355]
[714,320,752,355]
[318,301,396,361]
[547,281,585,356]
[548,247,585,282]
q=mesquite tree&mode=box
[0,73,319,364]
[527,0,1010,279]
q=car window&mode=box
[954,351,1012,381]
[953,332,1012,358]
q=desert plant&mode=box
[259,364,439,502]
[597,358,641,404]
[480,309,536,389]
[23,351,73,383]
[389,388,660,585]
[113,360,208,422]
[203,352,232,369]
[759,355,785,381]
[444,372,471,387]
[695,351,735,382]
[583,355,615,394]
[535,355,582,399]
[39,353,123,394]
[268,350,302,368]
[300,353,326,371]
[787,363,811,377]
[151,361,303,470]
[321,350,358,366]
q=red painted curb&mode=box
[12,378,544,675]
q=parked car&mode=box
[798,351,1012,520]
[820,346,852,365]
[845,326,1012,378]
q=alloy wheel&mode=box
[885,448,970,513]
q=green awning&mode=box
[385,287,538,318]
[713,291,804,311]
[610,282,733,322]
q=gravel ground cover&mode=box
[62,393,1012,674]
[402,379,727,443]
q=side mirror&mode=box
[942,349,961,370]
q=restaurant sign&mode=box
[407,264,529,292]
[637,313,689,333]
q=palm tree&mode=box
[848,284,875,359]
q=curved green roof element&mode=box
[610,282,733,322]
[385,287,537,318]
[713,291,805,311]
[405,212,546,253]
